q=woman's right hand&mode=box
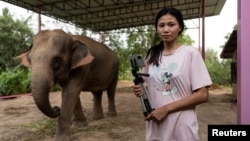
[131,85,143,97]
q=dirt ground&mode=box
[0,80,237,141]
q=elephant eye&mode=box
[53,57,62,70]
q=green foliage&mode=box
[151,26,194,46]
[0,67,31,96]
[105,29,133,80]
[105,25,232,87]
[205,48,231,86]
[210,24,237,86]
[105,25,195,80]
[0,8,34,71]
[50,83,61,92]
[26,118,57,138]
[178,33,194,45]
[0,7,35,95]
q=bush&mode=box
[0,67,63,96]
[0,68,31,96]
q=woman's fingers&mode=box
[131,85,143,97]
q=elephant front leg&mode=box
[92,91,104,120]
[55,90,79,141]
[55,109,73,141]
[72,97,88,128]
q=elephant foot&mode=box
[93,113,104,120]
[55,134,71,141]
[71,119,88,128]
[107,111,117,117]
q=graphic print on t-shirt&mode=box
[152,63,178,96]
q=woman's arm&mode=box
[145,86,209,122]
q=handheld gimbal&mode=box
[129,55,154,117]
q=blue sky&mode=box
[0,0,237,54]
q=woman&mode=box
[132,7,212,141]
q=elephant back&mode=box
[71,35,118,61]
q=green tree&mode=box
[105,29,130,80]
[0,8,34,71]
[209,24,237,86]
[105,25,194,80]
[205,48,231,86]
[0,8,34,95]
[151,26,194,46]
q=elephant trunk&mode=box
[31,71,60,118]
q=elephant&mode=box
[18,29,119,141]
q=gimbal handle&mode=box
[129,55,154,118]
[133,72,154,117]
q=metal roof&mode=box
[220,30,237,59]
[1,0,226,32]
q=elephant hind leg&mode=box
[72,97,88,128]
[106,78,118,117]
[92,91,104,120]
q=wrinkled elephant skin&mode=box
[18,29,119,141]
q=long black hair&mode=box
[146,7,184,66]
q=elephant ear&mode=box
[71,41,94,70]
[17,52,31,68]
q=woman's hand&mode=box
[131,85,143,97]
[145,106,169,123]
[144,87,209,123]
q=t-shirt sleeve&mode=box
[190,50,212,91]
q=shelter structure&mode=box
[220,30,237,102]
[1,0,227,60]
[1,0,226,32]
[3,0,250,124]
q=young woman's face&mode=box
[157,14,182,43]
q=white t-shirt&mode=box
[143,45,212,141]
